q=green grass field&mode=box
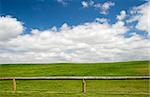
[0,61,150,97]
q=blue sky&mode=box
[0,0,147,31]
[0,0,149,63]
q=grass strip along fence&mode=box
[0,76,149,93]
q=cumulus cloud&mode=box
[0,2,150,63]
[81,0,94,8]
[0,16,24,41]
[0,14,149,63]
[81,1,89,8]
[99,1,115,14]
[95,18,109,23]
[128,1,150,36]
[135,2,150,34]
[117,10,126,21]
[81,1,115,14]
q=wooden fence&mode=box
[0,76,149,93]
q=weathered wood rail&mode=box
[0,76,149,93]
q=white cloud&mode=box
[82,1,115,15]
[81,0,94,8]
[0,16,24,41]
[117,10,126,21]
[95,18,109,23]
[60,23,71,31]
[136,2,150,35]
[0,2,150,63]
[0,14,149,63]
[128,1,150,36]
[81,1,89,8]
[100,1,115,14]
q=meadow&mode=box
[0,61,149,97]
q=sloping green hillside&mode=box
[0,61,149,77]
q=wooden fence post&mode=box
[12,78,16,93]
[82,79,86,93]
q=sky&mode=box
[0,0,149,63]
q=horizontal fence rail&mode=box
[0,76,149,93]
[0,76,150,80]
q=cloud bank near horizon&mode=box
[0,1,150,63]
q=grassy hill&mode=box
[0,61,149,97]
[0,61,149,77]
